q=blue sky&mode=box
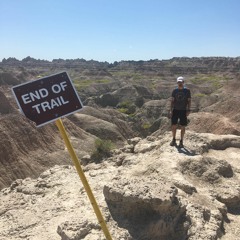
[0,0,240,62]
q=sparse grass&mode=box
[111,71,146,82]
[212,81,223,89]
[73,78,111,90]
[111,71,134,78]
[190,74,228,89]
[132,73,143,81]
[191,76,211,84]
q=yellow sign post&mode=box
[56,119,113,240]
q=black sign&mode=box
[12,72,83,127]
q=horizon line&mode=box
[1,55,240,64]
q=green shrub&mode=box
[118,108,128,114]
[118,101,131,108]
[91,139,114,162]
[117,101,136,115]
[142,122,151,129]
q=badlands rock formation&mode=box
[1,131,240,240]
[1,56,240,239]
[0,88,134,189]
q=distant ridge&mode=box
[1,56,240,73]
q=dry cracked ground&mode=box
[1,131,240,240]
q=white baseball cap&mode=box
[177,76,184,82]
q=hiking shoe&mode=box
[170,139,176,146]
[178,140,184,148]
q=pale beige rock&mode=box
[0,131,240,240]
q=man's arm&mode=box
[169,97,174,118]
[186,89,191,115]
[187,97,191,116]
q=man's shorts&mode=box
[171,109,187,126]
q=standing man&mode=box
[169,76,191,148]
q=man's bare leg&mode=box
[180,126,185,140]
[170,125,177,146]
[179,126,185,147]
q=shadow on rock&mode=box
[177,147,197,156]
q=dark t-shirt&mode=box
[172,88,191,110]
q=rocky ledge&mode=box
[0,131,240,240]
